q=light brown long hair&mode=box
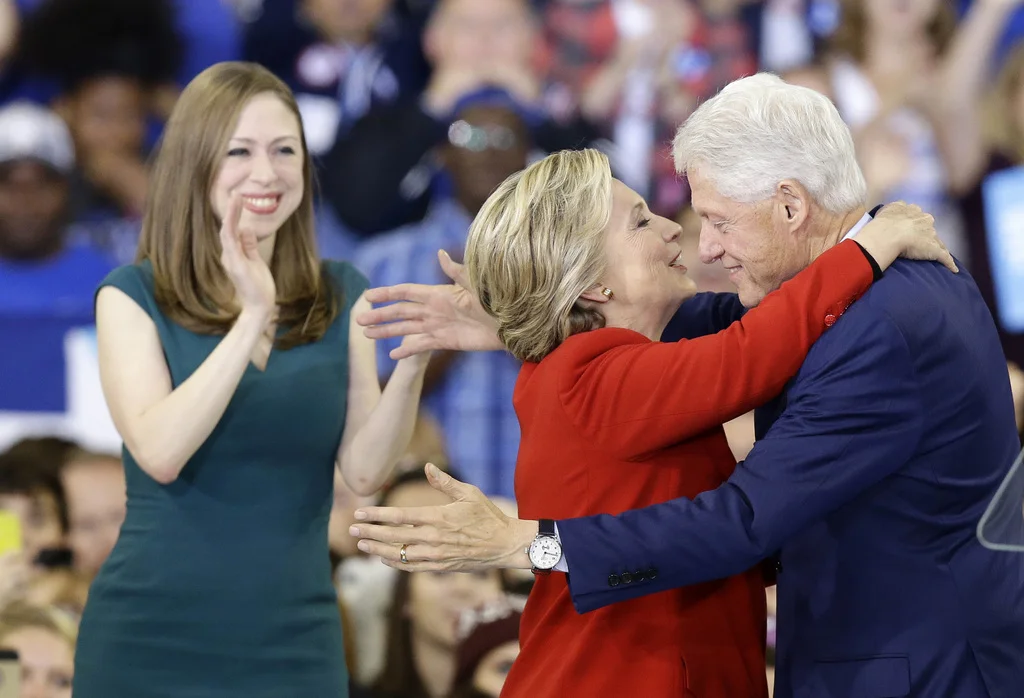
[828,0,957,63]
[135,61,337,348]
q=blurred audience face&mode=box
[388,481,504,649]
[1,625,73,698]
[0,159,68,261]
[408,569,504,650]
[0,491,63,567]
[472,640,519,696]
[303,0,393,43]
[210,92,305,244]
[428,0,535,70]
[62,76,147,157]
[691,169,801,307]
[444,104,531,215]
[60,455,125,578]
[863,0,942,34]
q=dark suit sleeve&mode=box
[558,307,926,613]
[661,292,747,342]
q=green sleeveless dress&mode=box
[73,259,367,698]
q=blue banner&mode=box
[981,166,1024,333]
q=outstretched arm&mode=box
[556,310,924,613]
[558,240,877,459]
[350,310,924,600]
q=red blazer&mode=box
[501,241,874,698]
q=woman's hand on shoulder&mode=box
[856,202,958,273]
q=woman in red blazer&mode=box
[353,148,951,698]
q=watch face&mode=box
[529,536,561,569]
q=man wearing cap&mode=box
[354,90,534,500]
[0,100,112,295]
[0,100,114,414]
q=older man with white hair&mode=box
[350,74,1024,698]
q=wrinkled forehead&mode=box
[686,169,740,220]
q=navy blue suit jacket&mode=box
[558,260,1024,698]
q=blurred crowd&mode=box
[2,0,1024,696]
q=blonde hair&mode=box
[464,148,613,363]
[136,61,338,349]
[0,602,77,650]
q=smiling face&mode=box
[590,179,696,334]
[209,92,305,246]
[689,168,803,308]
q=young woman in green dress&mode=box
[72,62,429,698]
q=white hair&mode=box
[672,73,867,214]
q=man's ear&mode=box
[776,179,810,232]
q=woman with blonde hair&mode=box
[72,61,430,697]
[352,143,952,696]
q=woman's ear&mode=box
[579,285,613,304]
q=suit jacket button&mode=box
[633,569,646,582]
[647,567,658,580]
[621,572,633,584]
[608,574,620,587]
[824,313,837,327]
[775,560,784,573]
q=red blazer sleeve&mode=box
[559,239,874,460]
